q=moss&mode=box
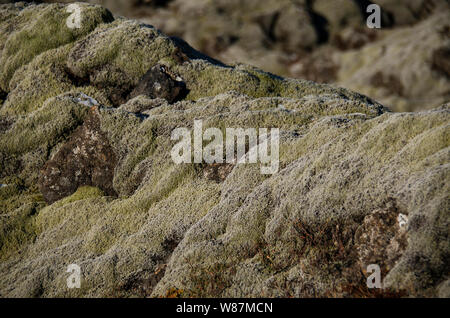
[0,95,88,154]
[0,3,448,298]
[0,187,44,214]
[55,186,105,207]
[0,93,91,187]
[0,3,113,91]
[0,196,45,260]
[183,261,238,297]
[89,163,212,255]
[66,21,174,90]
[0,177,23,201]
[357,111,450,162]
[0,3,384,116]
[335,12,450,112]
[2,42,111,116]
[173,59,383,110]
[1,45,74,116]
[152,105,449,297]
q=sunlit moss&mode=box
[0,3,113,91]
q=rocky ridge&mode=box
[0,3,448,297]
[36,0,450,112]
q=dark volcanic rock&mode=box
[0,90,6,102]
[203,163,235,183]
[38,106,117,204]
[355,207,408,274]
[129,64,187,103]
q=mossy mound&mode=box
[152,105,449,297]
[55,186,105,206]
[0,93,90,187]
[0,3,448,298]
[336,11,450,112]
[0,2,113,92]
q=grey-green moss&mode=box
[0,3,113,92]
[0,93,91,187]
[0,3,448,298]
[0,177,45,260]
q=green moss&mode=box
[1,45,74,115]
[358,111,450,162]
[56,186,105,207]
[0,189,44,214]
[0,195,45,260]
[0,3,448,297]
[0,93,90,186]
[183,261,238,297]
[66,20,174,90]
[0,95,88,155]
[0,3,113,91]
[173,59,383,109]
[4,46,114,116]
[0,178,22,202]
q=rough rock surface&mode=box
[0,3,448,298]
[129,64,187,103]
[38,105,117,204]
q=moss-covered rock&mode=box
[0,3,448,298]
[0,93,90,187]
[0,2,113,92]
[30,0,449,112]
[336,11,450,112]
[153,106,449,297]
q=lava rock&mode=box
[355,207,408,274]
[129,64,186,103]
[38,106,117,203]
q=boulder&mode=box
[38,106,117,204]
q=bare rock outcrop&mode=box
[38,106,117,204]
